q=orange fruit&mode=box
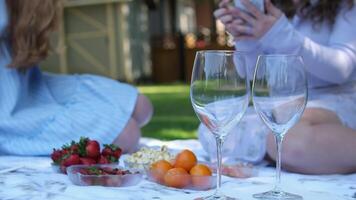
[190,164,212,176]
[174,149,197,172]
[190,164,213,190]
[149,160,173,183]
[164,168,191,188]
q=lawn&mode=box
[137,84,200,140]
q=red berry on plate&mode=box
[62,154,81,167]
[70,144,79,154]
[101,146,113,157]
[86,140,100,159]
[113,148,122,159]
[80,157,97,165]
[51,149,62,164]
[98,155,109,164]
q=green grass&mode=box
[137,84,199,140]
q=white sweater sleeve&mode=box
[234,41,262,81]
[258,7,356,84]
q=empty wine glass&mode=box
[252,55,308,200]
[190,50,249,200]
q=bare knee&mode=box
[132,94,153,127]
[112,118,141,153]
[302,108,341,125]
[266,122,315,173]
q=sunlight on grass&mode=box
[138,85,190,94]
[137,84,199,140]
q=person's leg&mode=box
[113,118,141,153]
[266,108,356,174]
[112,94,153,153]
[131,94,153,127]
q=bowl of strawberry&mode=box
[67,164,142,187]
[51,137,122,173]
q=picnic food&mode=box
[174,149,197,171]
[149,149,215,190]
[163,168,191,188]
[190,164,212,189]
[150,160,173,183]
[51,137,122,173]
[124,146,174,170]
[67,165,142,187]
[78,166,134,176]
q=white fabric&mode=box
[198,107,268,163]
[0,138,355,200]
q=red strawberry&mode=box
[51,149,62,164]
[86,140,100,159]
[101,146,113,157]
[102,144,122,159]
[62,154,81,167]
[70,144,79,154]
[80,157,97,165]
[98,155,109,164]
[79,168,89,175]
[112,148,122,159]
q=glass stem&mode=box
[274,134,284,192]
[215,136,224,195]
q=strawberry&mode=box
[86,140,100,158]
[70,144,79,154]
[98,155,109,164]
[112,148,122,159]
[62,154,81,167]
[102,144,122,159]
[51,149,62,164]
[80,157,97,165]
[101,146,113,157]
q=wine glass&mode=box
[252,55,308,200]
[190,50,249,200]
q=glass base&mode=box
[195,194,237,200]
[253,190,303,200]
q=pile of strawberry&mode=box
[51,137,122,173]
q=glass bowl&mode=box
[66,164,142,187]
[146,168,216,191]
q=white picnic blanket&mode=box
[0,138,355,200]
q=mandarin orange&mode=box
[164,167,191,188]
[149,160,173,183]
[190,164,213,190]
[174,149,197,171]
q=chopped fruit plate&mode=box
[67,164,142,187]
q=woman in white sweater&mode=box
[215,0,356,174]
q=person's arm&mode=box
[230,0,356,84]
[234,41,262,81]
[258,8,356,84]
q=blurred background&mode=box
[42,0,234,140]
